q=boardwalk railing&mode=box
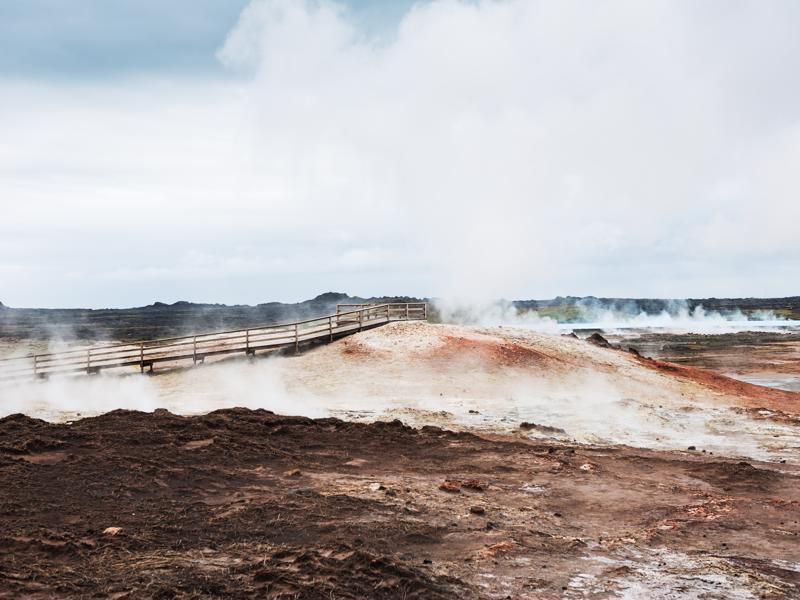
[0,303,427,380]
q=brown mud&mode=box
[1,408,799,599]
[614,330,800,393]
[635,355,800,414]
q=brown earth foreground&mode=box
[1,408,799,599]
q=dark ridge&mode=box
[3,293,797,343]
[0,292,432,342]
[513,295,800,317]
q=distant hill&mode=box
[2,293,798,342]
[512,296,800,321]
[0,293,429,342]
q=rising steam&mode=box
[434,298,797,334]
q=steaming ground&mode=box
[3,322,799,463]
[3,322,800,598]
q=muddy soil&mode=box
[610,331,800,392]
[1,409,798,599]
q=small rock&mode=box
[481,541,514,557]
[469,506,486,515]
[521,421,568,435]
[369,482,385,492]
[283,469,302,477]
[468,409,480,414]
[586,333,611,348]
[385,488,397,497]
[687,446,696,451]
[103,527,122,536]
[462,479,486,491]
[553,512,562,517]
[439,480,461,493]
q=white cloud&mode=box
[1,0,799,307]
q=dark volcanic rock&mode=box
[586,333,611,348]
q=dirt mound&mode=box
[1,409,799,598]
[427,334,554,369]
[637,355,800,413]
[687,460,781,492]
[249,547,466,600]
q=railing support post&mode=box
[0,303,426,381]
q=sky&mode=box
[1,0,799,308]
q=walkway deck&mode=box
[0,303,427,380]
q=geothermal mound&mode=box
[268,322,800,460]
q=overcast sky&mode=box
[1,0,799,308]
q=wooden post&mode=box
[0,303,430,381]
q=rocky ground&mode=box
[2,322,800,598]
[607,330,800,393]
[1,408,799,599]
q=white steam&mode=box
[0,357,324,423]
[1,328,796,463]
[434,298,799,334]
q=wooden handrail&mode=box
[0,302,427,379]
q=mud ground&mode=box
[1,408,798,599]
[611,331,800,393]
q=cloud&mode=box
[1,0,799,307]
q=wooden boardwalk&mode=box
[0,303,427,380]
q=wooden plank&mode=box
[0,303,427,379]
